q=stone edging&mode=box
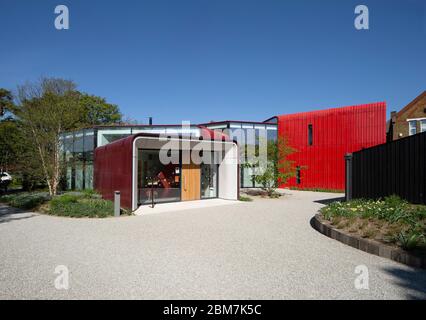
[311,214,426,269]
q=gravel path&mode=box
[0,190,425,300]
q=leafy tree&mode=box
[0,119,21,172]
[244,137,296,197]
[0,118,45,190]
[0,89,13,117]
[77,93,122,125]
[13,78,84,196]
[1,80,123,194]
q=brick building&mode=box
[387,91,426,141]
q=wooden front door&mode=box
[181,162,201,201]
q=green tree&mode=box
[2,80,124,194]
[0,119,21,172]
[13,78,84,196]
[0,118,44,190]
[0,89,13,117]
[77,93,122,125]
[244,137,296,197]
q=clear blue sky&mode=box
[1,0,425,124]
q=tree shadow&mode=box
[314,197,345,205]
[0,205,36,224]
[382,266,426,300]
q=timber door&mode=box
[181,162,201,201]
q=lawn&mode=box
[320,196,426,251]
[0,190,126,218]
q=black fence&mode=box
[346,131,426,204]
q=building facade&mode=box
[387,91,426,141]
[61,101,388,204]
[94,130,239,210]
[60,121,278,191]
[277,102,387,191]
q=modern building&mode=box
[94,129,239,210]
[60,121,278,191]
[276,102,387,191]
[61,101,388,209]
[387,91,426,141]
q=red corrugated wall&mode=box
[94,135,134,209]
[278,102,387,191]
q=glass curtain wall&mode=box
[201,152,219,199]
[61,123,277,191]
[60,129,96,190]
[205,122,278,188]
[138,149,181,205]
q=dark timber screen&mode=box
[346,131,426,204]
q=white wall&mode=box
[218,143,239,200]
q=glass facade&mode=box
[60,128,96,190]
[61,125,200,190]
[137,149,181,205]
[203,121,278,188]
[201,152,219,199]
[61,121,277,191]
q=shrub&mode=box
[51,194,80,205]
[81,189,101,199]
[0,192,50,210]
[49,197,114,218]
[394,230,426,251]
[239,196,253,202]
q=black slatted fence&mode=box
[346,131,426,204]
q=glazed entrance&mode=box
[137,149,220,205]
[138,149,181,205]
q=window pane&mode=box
[308,124,313,146]
[75,162,84,190]
[409,121,417,136]
[63,134,74,162]
[201,157,218,199]
[83,130,94,152]
[138,149,181,205]
[66,166,72,190]
[85,163,93,189]
[421,120,426,133]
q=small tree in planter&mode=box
[243,137,296,198]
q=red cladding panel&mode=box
[278,102,386,191]
[94,135,134,209]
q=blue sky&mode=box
[1,0,425,124]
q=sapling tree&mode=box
[244,137,296,197]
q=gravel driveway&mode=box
[0,190,425,300]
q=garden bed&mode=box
[318,196,426,263]
[0,190,128,218]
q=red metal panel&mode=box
[278,102,387,191]
[94,135,134,209]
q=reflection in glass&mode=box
[201,162,218,199]
[85,163,93,189]
[138,149,181,205]
[75,162,84,190]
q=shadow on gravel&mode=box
[382,267,426,300]
[0,205,36,224]
[314,197,345,205]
